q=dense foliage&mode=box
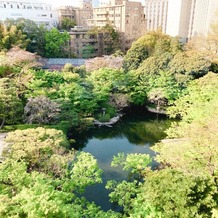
[0,19,218,217]
[0,19,71,57]
[87,24,120,55]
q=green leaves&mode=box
[0,78,23,129]
[111,152,152,176]
[45,28,70,58]
[59,18,76,31]
[0,128,109,217]
[70,152,103,193]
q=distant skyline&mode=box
[43,0,144,8]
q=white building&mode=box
[190,0,218,37]
[145,0,218,42]
[0,0,58,27]
[144,0,168,33]
[166,0,192,42]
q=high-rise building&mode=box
[166,0,192,42]
[144,0,168,33]
[145,0,218,42]
[189,0,218,37]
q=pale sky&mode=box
[43,0,79,8]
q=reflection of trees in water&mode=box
[69,113,172,150]
[124,120,171,145]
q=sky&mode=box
[43,0,80,8]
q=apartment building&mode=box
[87,0,146,50]
[144,0,168,33]
[69,26,104,57]
[58,0,93,28]
[0,0,58,27]
[58,6,77,23]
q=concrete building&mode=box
[57,0,93,28]
[75,0,93,27]
[145,0,218,42]
[166,0,192,42]
[166,0,218,41]
[58,6,77,24]
[189,0,218,38]
[87,0,146,50]
[144,0,168,33]
[0,0,58,27]
[69,26,104,57]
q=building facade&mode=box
[87,0,146,50]
[189,0,218,38]
[69,26,104,57]
[145,0,218,42]
[0,0,58,27]
[166,0,192,42]
[144,0,168,33]
[57,0,93,28]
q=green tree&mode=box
[0,128,121,217]
[88,24,120,55]
[155,73,218,178]
[25,70,98,117]
[0,23,29,50]
[140,169,217,218]
[82,44,95,58]
[45,28,70,58]
[106,153,161,217]
[0,78,23,129]
[169,51,211,79]
[59,17,76,30]
[123,31,182,71]
[3,18,47,56]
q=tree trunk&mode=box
[0,117,5,130]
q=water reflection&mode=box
[71,113,171,150]
[69,109,171,211]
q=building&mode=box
[75,0,93,27]
[87,0,146,51]
[57,0,93,28]
[69,26,104,57]
[58,6,77,23]
[145,0,218,42]
[189,0,218,38]
[99,0,110,7]
[166,0,218,41]
[166,0,192,42]
[144,0,168,33]
[0,0,58,27]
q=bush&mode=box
[98,113,111,122]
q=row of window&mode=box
[0,3,51,10]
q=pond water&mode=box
[70,107,172,211]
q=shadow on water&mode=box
[68,106,172,211]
